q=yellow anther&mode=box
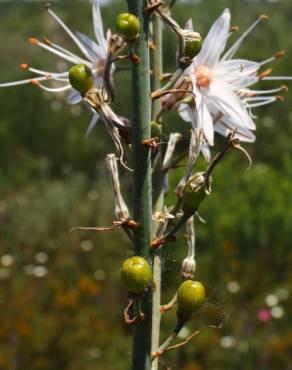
[259,14,269,21]
[275,51,285,59]
[29,37,39,45]
[20,63,29,70]
[230,25,239,32]
[259,68,273,79]
[30,79,40,86]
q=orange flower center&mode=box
[195,65,212,88]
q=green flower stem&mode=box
[151,10,164,233]
[164,212,191,240]
[127,1,152,370]
[152,320,185,358]
[151,14,164,370]
[153,68,183,96]
[151,251,162,370]
[152,13,163,120]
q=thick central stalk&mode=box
[127,1,152,370]
[151,13,163,370]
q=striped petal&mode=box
[67,89,82,104]
[207,80,256,130]
[195,9,231,68]
[194,92,214,145]
[92,0,108,55]
[75,31,106,62]
[85,112,100,137]
[214,120,256,142]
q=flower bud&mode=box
[177,280,205,318]
[181,256,196,280]
[68,64,94,95]
[121,256,152,294]
[184,37,202,59]
[182,172,208,215]
[116,13,140,41]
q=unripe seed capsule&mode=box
[121,256,152,294]
[184,38,203,59]
[115,13,140,41]
[182,172,208,215]
[177,280,205,317]
[68,64,94,95]
[150,121,162,139]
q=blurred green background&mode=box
[0,0,292,369]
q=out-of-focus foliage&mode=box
[0,1,292,369]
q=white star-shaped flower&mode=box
[152,206,175,224]
[0,0,110,135]
[164,9,292,161]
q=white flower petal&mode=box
[92,0,108,54]
[93,75,103,89]
[214,59,259,88]
[215,59,259,76]
[201,143,211,162]
[196,9,231,68]
[67,89,82,104]
[178,103,193,122]
[214,121,256,142]
[195,93,214,145]
[184,19,194,31]
[207,80,256,130]
[75,31,106,61]
[85,112,100,137]
[106,29,112,43]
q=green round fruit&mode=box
[184,38,202,59]
[68,64,94,95]
[116,13,140,41]
[177,280,205,317]
[121,256,152,294]
[151,121,162,139]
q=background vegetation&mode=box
[0,1,291,369]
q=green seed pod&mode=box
[68,64,94,95]
[116,13,140,41]
[150,121,162,139]
[121,256,152,294]
[177,280,205,318]
[182,172,208,216]
[184,37,203,59]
